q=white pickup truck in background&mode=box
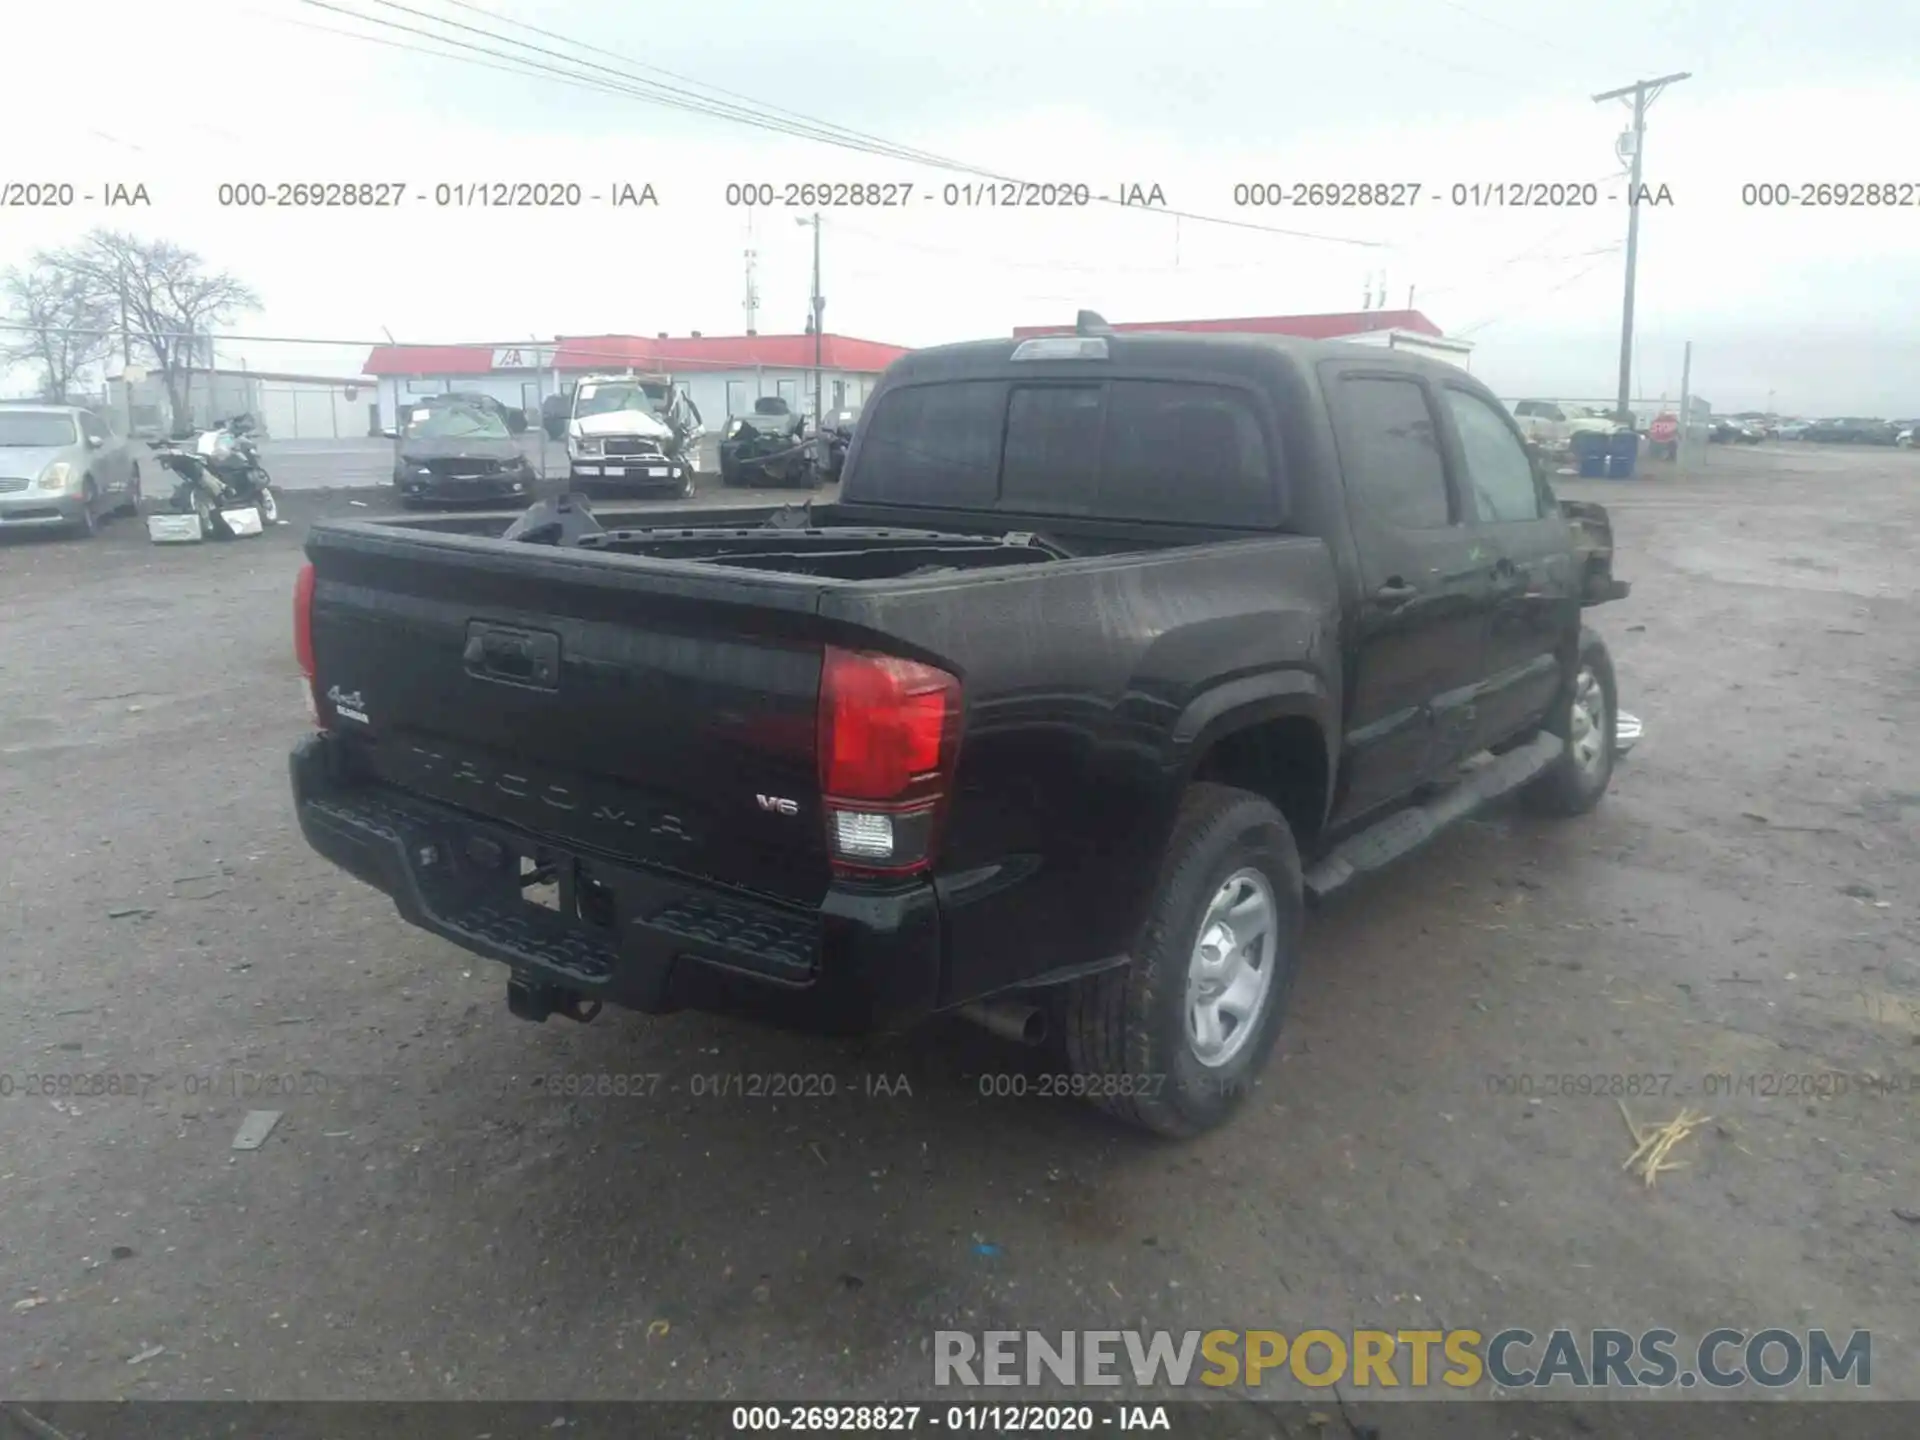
[1510,399,1621,454]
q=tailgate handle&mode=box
[463,622,560,690]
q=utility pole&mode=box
[1594,72,1690,426]
[804,212,824,426]
[1678,338,1693,469]
[743,213,760,333]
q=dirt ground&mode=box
[1,448,1916,1418]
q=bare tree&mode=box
[59,230,261,427]
[1,262,116,402]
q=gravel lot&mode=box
[2,449,1917,1416]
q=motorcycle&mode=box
[146,415,280,541]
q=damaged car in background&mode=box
[567,374,702,498]
[718,400,859,489]
[392,398,536,508]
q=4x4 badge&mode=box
[327,686,369,723]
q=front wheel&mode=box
[1520,629,1617,817]
[256,485,279,524]
[1059,783,1302,1138]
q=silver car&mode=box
[0,403,143,538]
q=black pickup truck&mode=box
[290,315,1632,1137]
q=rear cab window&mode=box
[849,375,1281,527]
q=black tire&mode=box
[719,454,740,488]
[256,486,279,524]
[1520,628,1617,818]
[74,479,101,538]
[190,487,216,539]
[1060,783,1303,1138]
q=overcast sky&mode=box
[4,0,1916,413]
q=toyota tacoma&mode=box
[290,314,1635,1137]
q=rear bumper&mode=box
[290,731,943,1033]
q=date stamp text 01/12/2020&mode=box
[1229,180,1677,208]
[1483,1071,1920,1100]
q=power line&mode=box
[432,0,972,170]
[0,319,885,373]
[1320,15,1523,83]
[1382,170,1624,299]
[295,0,1390,249]
[827,217,1300,278]
[260,9,623,91]
[1429,0,1580,58]
[341,0,959,166]
[1453,248,1622,336]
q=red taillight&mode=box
[293,562,316,679]
[294,562,324,726]
[817,646,960,876]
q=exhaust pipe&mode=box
[958,999,1048,1046]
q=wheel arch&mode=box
[1171,670,1337,851]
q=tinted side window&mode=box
[852,380,1005,506]
[79,411,110,444]
[1445,388,1544,523]
[1102,380,1275,526]
[1335,377,1451,529]
[1001,385,1103,514]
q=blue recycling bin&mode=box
[1572,429,1608,477]
[1605,430,1640,478]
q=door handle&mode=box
[1490,557,1527,595]
[1373,578,1418,607]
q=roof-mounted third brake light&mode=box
[1010,309,1117,362]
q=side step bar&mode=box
[1304,732,1564,903]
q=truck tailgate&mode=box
[304,523,835,905]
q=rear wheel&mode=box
[1520,629,1617,817]
[1060,783,1302,1138]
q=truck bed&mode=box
[294,497,1344,1021]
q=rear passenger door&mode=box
[1436,383,1578,752]
[1324,369,1498,825]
